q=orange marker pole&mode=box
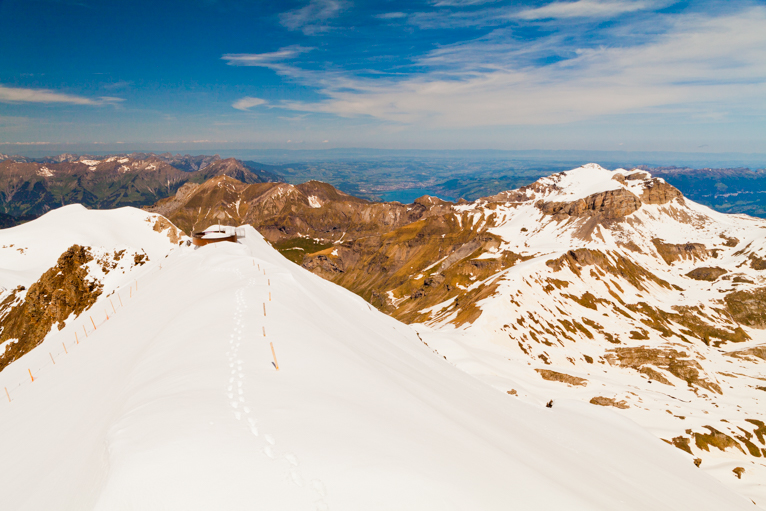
[118,294,123,307]
[28,369,34,382]
[105,310,109,321]
[75,331,79,344]
[62,342,68,354]
[262,326,266,337]
[110,298,116,313]
[83,325,88,338]
[50,352,55,365]
[130,286,132,298]
[268,279,270,286]
[4,387,10,403]
[269,291,271,302]
[90,316,97,330]
[270,342,279,371]
[263,303,266,316]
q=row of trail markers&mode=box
[5,279,141,405]
[254,259,278,371]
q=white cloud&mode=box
[232,97,267,111]
[515,0,660,20]
[279,0,347,35]
[0,85,123,106]
[376,12,407,19]
[222,46,313,69]
[432,0,499,5]
[268,7,766,128]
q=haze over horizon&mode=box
[2,0,765,155]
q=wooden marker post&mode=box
[263,303,266,316]
[4,387,10,403]
[62,342,68,354]
[90,316,97,330]
[270,342,279,371]
[50,352,55,365]
[110,298,116,313]
[28,369,34,382]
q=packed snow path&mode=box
[0,211,758,510]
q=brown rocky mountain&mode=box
[0,154,280,222]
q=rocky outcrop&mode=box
[640,179,684,205]
[652,239,709,264]
[538,189,642,220]
[0,245,103,372]
[724,287,766,329]
[686,267,727,281]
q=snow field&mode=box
[0,208,758,510]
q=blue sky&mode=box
[1,0,765,154]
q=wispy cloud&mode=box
[255,7,766,127]
[0,85,123,106]
[232,97,267,111]
[222,46,313,69]
[279,0,347,35]
[515,0,662,20]
[376,12,407,19]
[432,0,500,5]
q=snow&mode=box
[0,207,756,510]
[308,195,322,208]
[534,163,622,201]
[0,204,177,290]
[79,160,101,166]
[36,166,54,177]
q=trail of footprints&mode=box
[226,266,329,511]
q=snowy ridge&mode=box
[0,207,756,510]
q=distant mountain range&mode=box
[0,153,281,224]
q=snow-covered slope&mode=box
[406,164,766,507]
[0,207,756,510]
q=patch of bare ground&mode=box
[0,245,103,372]
[725,287,766,328]
[652,238,709,265]
[694,427,745,455]
[605,346,722,393]
[152,216,183,244]
[535,369,588,386]
[546,248,671,291]
[624,302,748,346]
[589,396,629,409]
[686,267,727,281]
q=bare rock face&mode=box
[640,178,684,205]
[0,245,103,371]
[652,239,710,264]
[725,287,766,329]
[538,189,642,220]
[686,267,728,281]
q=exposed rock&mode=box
[652,239,709,265]
[538,189,642,220]
[724,287,766,329]
[152,216,183,243]
[693,427,745,454]
[605,346,722,394]
[686,267,727,281]
[0,245,102,372]
[640,179,684,205]
[535,369,588,386]
[589,396,629,409]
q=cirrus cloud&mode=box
[0,84,123,106]
[232,97,268,111]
